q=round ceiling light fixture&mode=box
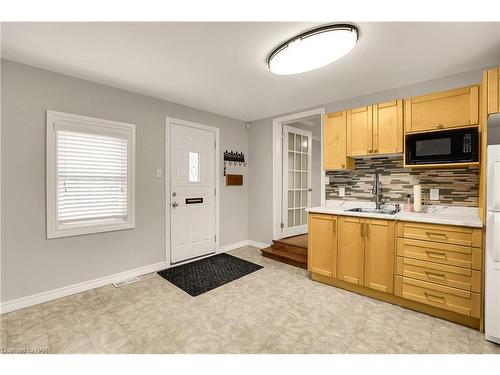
[267,24,359,75]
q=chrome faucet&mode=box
[372,172,382,209]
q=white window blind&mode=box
[47,111,135,239]
[57,130,128,224]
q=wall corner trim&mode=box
[1,240,271,314]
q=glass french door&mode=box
[282,125,312,238]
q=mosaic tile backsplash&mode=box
[325,155,479,207]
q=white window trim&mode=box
[46,110,136,239]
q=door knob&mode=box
[172,201,179,207]
[308,188,312,192]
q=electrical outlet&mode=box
[156,169,163,178]
[325,176,330,185]
[430,188,439,201]
[339,187,345,197]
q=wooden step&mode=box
[261,246,307,269]
[260,234,308,269]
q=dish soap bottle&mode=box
[404,194,413,212]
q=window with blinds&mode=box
[47,111,135,238]
[57,130,128,224]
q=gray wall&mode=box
[248,67,486,245]
[1,59,249,302]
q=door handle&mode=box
[172,201,179,207]
[436,124,444,129]
[360,222,364,237]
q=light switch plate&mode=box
[156,169,163,178]
[339,187,345,197]
[430,188,439,200]
[325,176,330,185]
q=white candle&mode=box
[414,185,422,212]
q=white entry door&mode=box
[170,122,216,264]
[282,125,312,238]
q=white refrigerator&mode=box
[486,143,500,344]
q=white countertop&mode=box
[306,200,483,228]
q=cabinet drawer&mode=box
[402,277,480,317]
[397,238,481,270]
[397,221,482,248]
[399,257,480,293]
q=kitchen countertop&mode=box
[306,200,483,228]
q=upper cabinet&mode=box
[323,111,355,170]
[345,100,403,157]
[347,105,373,156]
[373,100,404,154]
[486,67,499,115]
[404,85,479,133]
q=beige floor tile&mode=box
[427,319,469,354]
[1,246,498,354]
[469,329,500,354]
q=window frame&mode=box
[46,110,136,239]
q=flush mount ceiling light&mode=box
[267,24,359,75]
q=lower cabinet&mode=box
[364,219,395,293]
[308,214,484,329]
[338,216,365,285]
[308,213,338,278]
[337,216,394,291]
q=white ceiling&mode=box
[2,22,499,122]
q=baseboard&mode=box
[246,240,271,249]
[1,239,271,314]
[219,240,270,252]
[0,261,168,314]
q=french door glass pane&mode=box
[302,136,308,153]
[287,210,294,228]
[288,152,294,170]
[288,134,294,151]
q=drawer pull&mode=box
[426,250,447,259]
[424,292,446,304]
[426,231,448,239]
[425,271,446,280]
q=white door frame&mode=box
[165,117,220,267]
[272,107,326,241]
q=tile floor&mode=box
[1,246,500,354]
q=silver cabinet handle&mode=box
[172,202,179,207]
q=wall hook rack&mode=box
[223,150,246,176]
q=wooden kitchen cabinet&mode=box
[404,85,479,133]
[346,101,403,157]
[323,111,355,171]
[338,216,394,290]
[337,216,365,285]
[308,213,338,278]
[372,100,403,154]
[486,67,499,115]
[364,219,395,293]
[347,105,373,157]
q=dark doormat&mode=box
[157,253,263,296]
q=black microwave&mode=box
[405,127,478,165]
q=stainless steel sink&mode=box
[345,207,399,215]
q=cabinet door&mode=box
[308,213,337,277]
[338,216,365,285]
[324,112,355,170]
[364,219,395,293]
[373,100,403,154]
[404,85,479,133]
[487,67,499,115]
[347,106,373,157]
